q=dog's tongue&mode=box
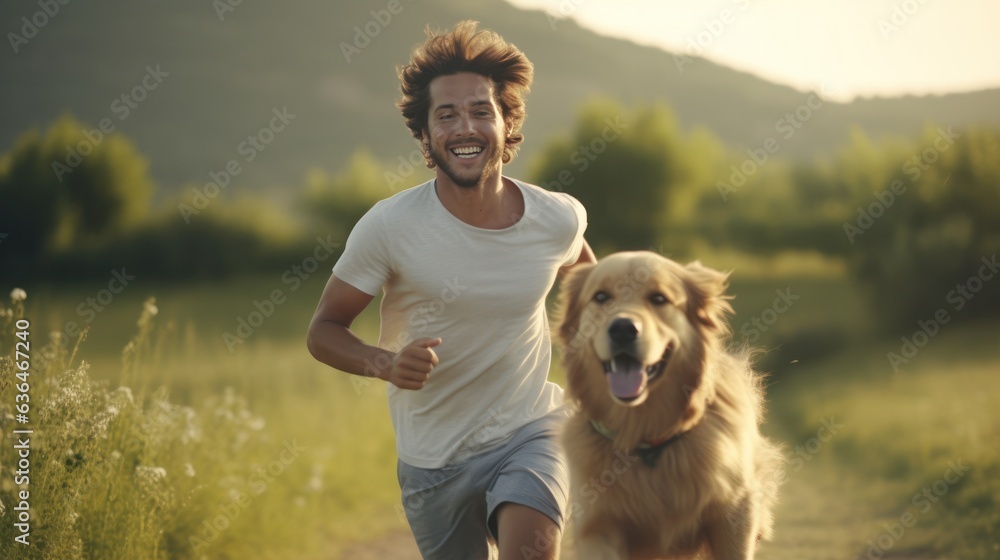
[607,356,647,400]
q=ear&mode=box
[555,263,595,344]
[684,261,733,333]
[420,130,435,169]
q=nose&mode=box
[455,112,474,135]
[608,318,640,345]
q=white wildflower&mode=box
[184,463,196,477]
[10,288,26,302]
[91,416,113,439]
[144,300,158,316]
[136,465,167,483]
[181,427,203,444]
[110,386,135,405]
[135,465,175,509]
[135,466,168,499]
[110,450,122,461]
[248,417,265,431]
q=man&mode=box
[307,20,594,559]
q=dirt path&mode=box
[336,451,941,559]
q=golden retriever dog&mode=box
[556,251,783,559]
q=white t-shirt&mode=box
[332,177,587,468]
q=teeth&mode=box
[452,146,483,158]
[610,359,617,373]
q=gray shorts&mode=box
[396,411,570,560]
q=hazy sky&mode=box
[506,0,1000,101]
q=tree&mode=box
[0,115,155,269]
[297,148,408,241]
[840,126,1000,329]
[528,98,701,254]
[0,129,61,265]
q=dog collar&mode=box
[589,419,684,468]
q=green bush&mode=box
[838,127,1000,330]
[0,116,154,263]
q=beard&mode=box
[428,139,504,189]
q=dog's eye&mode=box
[593,291,611,304]
[649,293,669,306]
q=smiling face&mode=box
[558,252,733,416]
[423,72,506,189]
[589,266,688,405]
[573,253,698,406]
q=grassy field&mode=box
[760,322,1000,559]
[1,273,997,558]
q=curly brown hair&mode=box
[397,21,534,164]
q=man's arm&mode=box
[559,238,596,275]
[306,275,388,377]
[306,275,439,390]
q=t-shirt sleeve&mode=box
[331,203,393,296]
[558,193,588,267]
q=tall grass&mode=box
[0,293,344,559]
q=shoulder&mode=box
[375,179,435,212]
[360,180,435,224]
[510,178,586,219]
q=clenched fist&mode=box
[386,337,441,390]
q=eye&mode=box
[593,291,611,304]
[649,293,669,306]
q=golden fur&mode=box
[555,251,783,559]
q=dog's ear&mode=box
[684,261,733,333]
[555,263,595,344]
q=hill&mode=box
[2,0,998,194]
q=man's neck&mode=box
[434,171,523,229]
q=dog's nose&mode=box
[608,318,640,344]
